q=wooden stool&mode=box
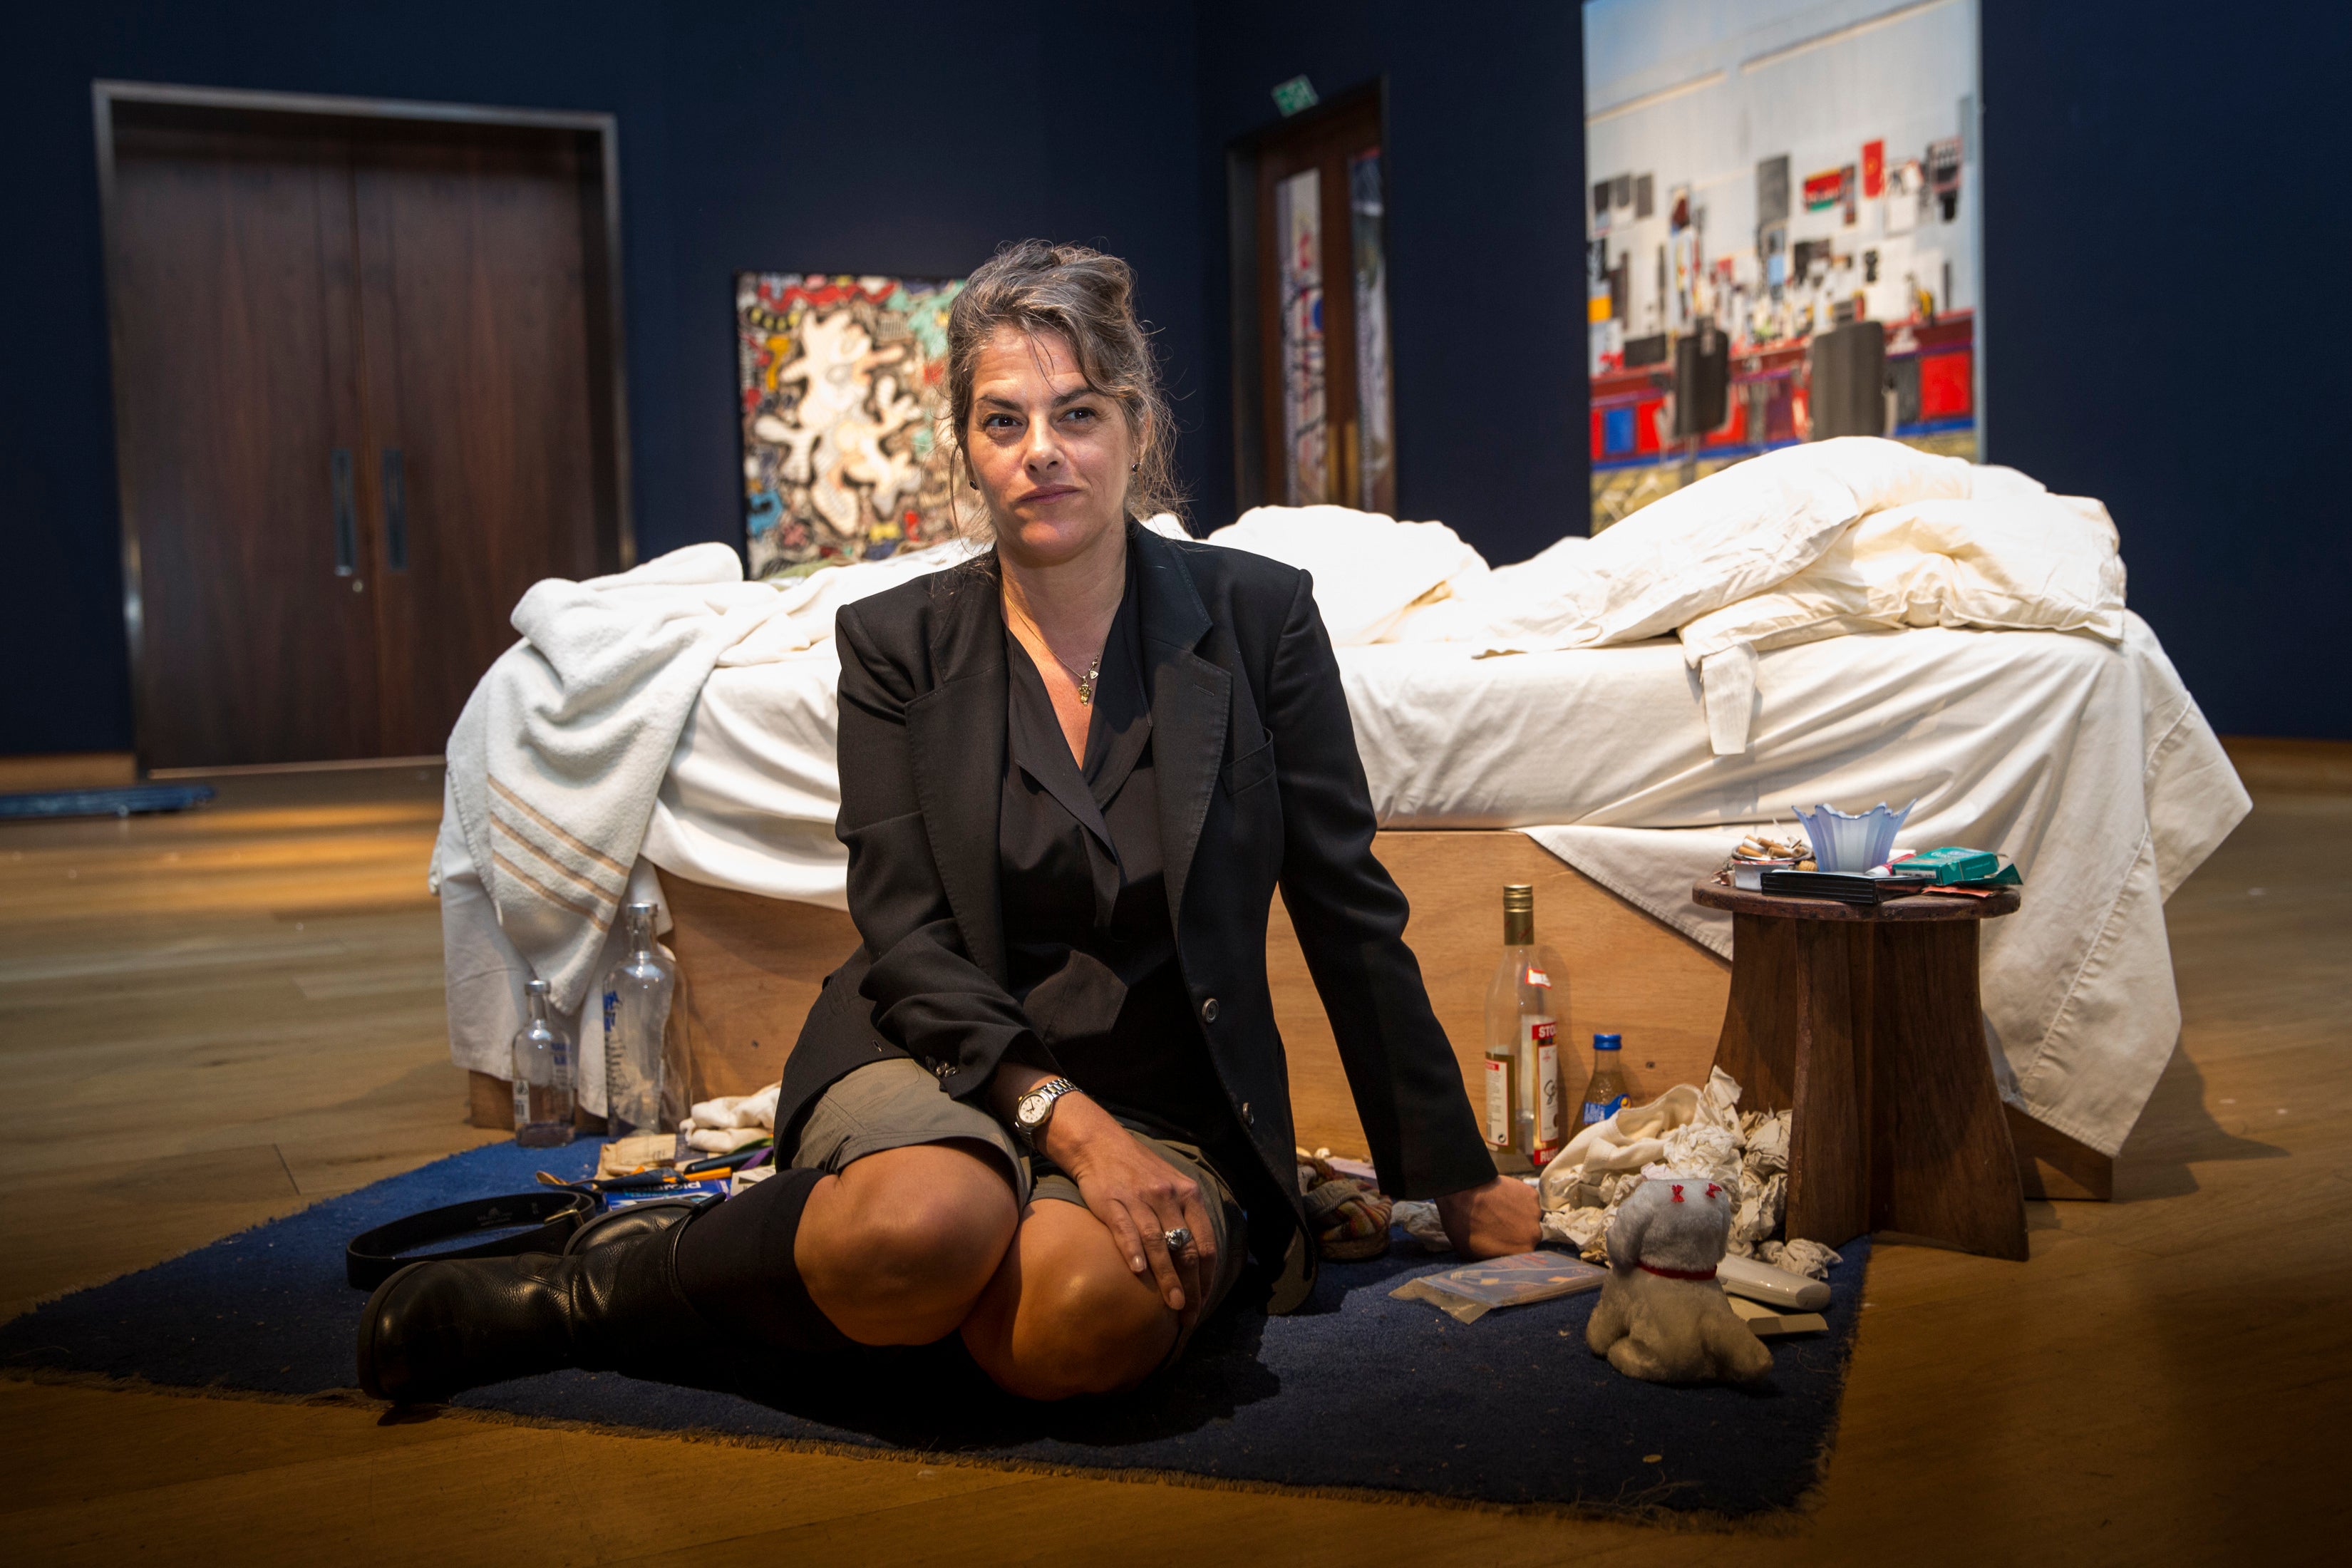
[1693,879,2028,1261]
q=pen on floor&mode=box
[682,1139,773,1175]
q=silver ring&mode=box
[1162,1227,1193,1253]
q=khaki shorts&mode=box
[792,1057,1248,1356]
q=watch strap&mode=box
[1014,1076,1079,1147]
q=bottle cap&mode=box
[1592,1032,1621,1051]
[526,978,550,996]
[1502,884,1535,944]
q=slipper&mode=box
[1296,1150,1393,1262]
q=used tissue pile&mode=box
[1537,1068,1840,1280]
[1396,1068,1840,1283]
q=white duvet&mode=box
[1234,438,2130,755]
[435,440,2244,1151]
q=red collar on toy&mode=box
[1638,1262,1722,1281]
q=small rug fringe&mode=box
[0,1363,1832,1535]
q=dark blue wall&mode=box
[1981,0,2352,739]
[9,2,2350,753]
[1190,1,1591,567]
[1,0,1202,756]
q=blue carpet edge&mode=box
[0,1139,1872,1523]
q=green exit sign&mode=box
[1271,75,1320,116]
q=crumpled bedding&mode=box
[435,445,2244,1152]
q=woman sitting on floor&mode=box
[357,239,1539,1404]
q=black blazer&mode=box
[774,522,1494,1309]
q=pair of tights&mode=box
[671,1166,856,1354]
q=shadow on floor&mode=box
[2113,1044,2288,1202]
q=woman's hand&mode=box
[1041,1091,1216,1326]
[1434,1175,1542,1259]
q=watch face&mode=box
[1018,1091,1048,1126]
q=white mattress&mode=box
[611,614,2244,1157]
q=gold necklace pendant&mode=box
[1076,656,1099,706]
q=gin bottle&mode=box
[1482,884,1568,1165]
[510,979,575,1148]
[600,902,675,1137]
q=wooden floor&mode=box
[1,761,2345,1563]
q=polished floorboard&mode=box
[0,762,2343,1564]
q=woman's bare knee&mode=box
[963,1202,1177,1401]
[796,1141,1018,1344]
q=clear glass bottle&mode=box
[510,978,575,1148]
[1483,884,1568,1165]
[600,901,675,1137]
[1577,1033,1629,1130]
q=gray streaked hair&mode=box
[943,239,1183,536]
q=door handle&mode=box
[331,448,357,576]
[381,448,407,571]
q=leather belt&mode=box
[345,1190,597,1289]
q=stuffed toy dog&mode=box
[1586,1174,1773,1386]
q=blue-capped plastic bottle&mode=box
[1577,1033,1629,1130]
[511,978,576,1148]
[600,902,674,1137]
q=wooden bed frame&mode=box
[468,830,2109,1200]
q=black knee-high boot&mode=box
[357,1167,849,1405]
[673,1162,857,1353]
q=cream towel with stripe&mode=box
[438,544,778,1013]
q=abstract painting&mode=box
[1583,0,1982,530]
[736,273,965,579]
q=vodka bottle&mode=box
[510,979,576,1148]
[1578,1033,1629,1130]
[600,902,674,1137]
[1482,884,1568,1165]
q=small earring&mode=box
[1131,462,1139,472]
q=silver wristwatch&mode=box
[1012,1076,1079,1149]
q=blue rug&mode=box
[0,784,214,820]
[0,1140,1869,1520]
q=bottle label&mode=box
[1482,1058,1510,1145]
[602,991,619,1036]
[1530,1018,1560,1156]
[1582,1093,1627,1126]
[511,1076,530,1131]
[1525,966,1552,988]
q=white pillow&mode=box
[1805,435,1976,515]
[1678,491,2127,664]
[1968,463,2049,503]
[1207,505,1487,646]
[1396,438,1969,650]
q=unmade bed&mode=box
[432,440,2249,1180]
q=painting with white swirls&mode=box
[736,273,965,579]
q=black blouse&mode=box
[998,566,1232,1155]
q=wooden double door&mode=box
[103,92,627,770]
